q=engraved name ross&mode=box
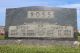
[27,11,54,18]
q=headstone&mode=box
[5,6,77,45]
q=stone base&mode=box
[0,39,76,46]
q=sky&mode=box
[0,0,80,30]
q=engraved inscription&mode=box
[8,23,74,38]
[27,11,54,18]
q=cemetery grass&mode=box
[0,36,80,53]
[0,45,80,53]
[0,35,5,40]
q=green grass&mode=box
[0,36,80,53]
[0,45,80,53]
[0,35,5,40]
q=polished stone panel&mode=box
[9,23,74,38]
